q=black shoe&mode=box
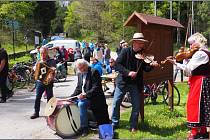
[112,124,119,130]
[0,99,6,103]
[199,133,209,139]
[30,113,39,119]
[78,127,89,137]
[7,91,14,99]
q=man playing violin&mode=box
[111,33,159,132]
[167,32,210,139]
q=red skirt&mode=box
[187,76,203,123]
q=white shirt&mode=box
[175,48,209,76]
[81,73,87,93]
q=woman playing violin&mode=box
[167,32,210,139]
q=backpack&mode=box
[98,124,113,139]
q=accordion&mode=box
[34,62,56,85]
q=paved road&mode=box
[0,75,115,139]
[0,52,187,139]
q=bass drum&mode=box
[46,98,80,138]
[55,104,80,137]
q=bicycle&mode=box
[143,83,163,104]
[121,80,181,108]
[8,62,29,89]
[120,92,132,108]
[55,62,67,82]
[120,84,159,108]
[161,81,180,106]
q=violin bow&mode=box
[136,40,154,73]
[184,14,192,49]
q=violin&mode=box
[135,53,155,63]
[161,44,199,65]
[175,45,199,62]
[135,53,161,69]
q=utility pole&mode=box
[123,0,125,38]
[191,0,194,35]
[12,20,15,60]
[170,0,172,19]
[177,1,180,44]
[154,0,157,16]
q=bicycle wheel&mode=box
[162,83,180,106]
[121,92,132,108]
[6,77,14,91]
[143,85,151,104]
[14,73,27,89]
[56,71,67,82]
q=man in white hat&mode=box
[116,39,125,56]
[111,33,159,132]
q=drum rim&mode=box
[55,104,80,137]
[45,97,58,116]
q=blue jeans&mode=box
[105,58,109,67]
[76,99,90,128]
[34,81,53,113]
[111,85,140,129]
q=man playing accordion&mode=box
[31,46,56,119]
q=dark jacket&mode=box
[115,47,153,90]
[0,48,8,78]
[82,47,91,62]
[116,45,122,56]
[71,67,110,125]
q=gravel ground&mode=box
[0,75,117,139]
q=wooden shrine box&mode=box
[124,11,183,121]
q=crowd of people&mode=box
[0,31,209,139]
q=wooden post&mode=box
[139,90,144,122]
[168,80,174,111]
[181,70,184,82]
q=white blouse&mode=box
[175,48,209,76]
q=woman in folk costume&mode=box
[167,32,210,139]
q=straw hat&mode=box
[130,33,148,43]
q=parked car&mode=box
[44,39,80,62]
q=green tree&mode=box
[33,1,56,37]
[0,2,36,44]
[0,2,34,22]
[51,2,67,34]
[64,1,82,38]
[195,1,210,39]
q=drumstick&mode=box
[57,96,78,101]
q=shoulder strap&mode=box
[202,49,210,58]
[66,105,79,134]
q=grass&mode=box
[2,44,34,54]
[115,82,190,139]
[9,54,32,68]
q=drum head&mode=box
[55,104,80,137]
[45,97,57,116]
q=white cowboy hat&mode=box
[120,39,125,44]
[130,33,149,43]
[30,49,38,54]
